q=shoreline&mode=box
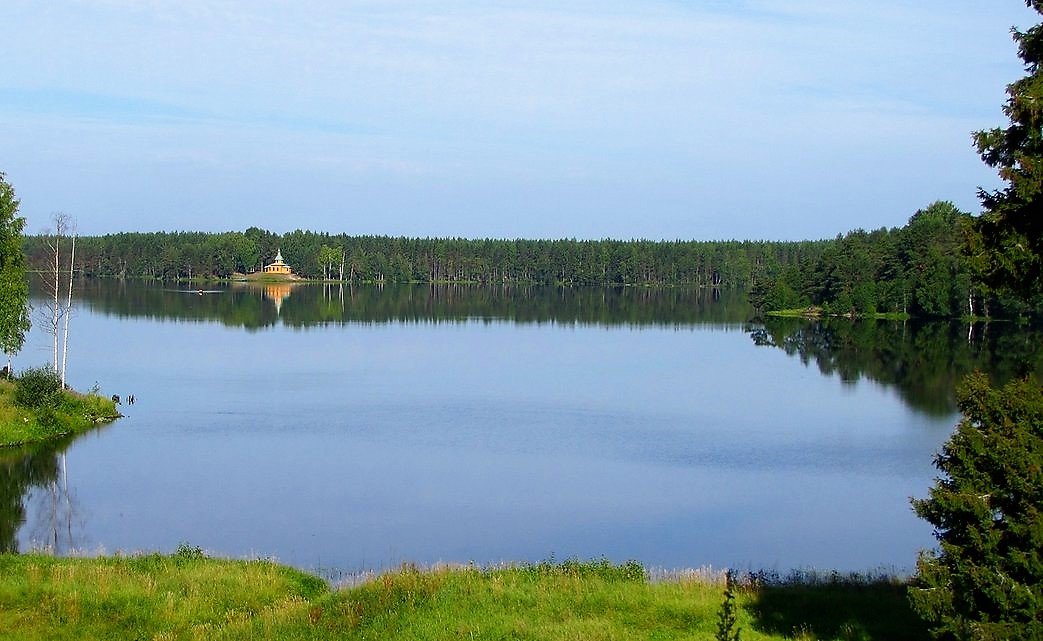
[0,550,927,640]
[0,378,120,448]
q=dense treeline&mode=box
[20,199,1035,319]
[748,201,1032,319]
[22,228,828,289]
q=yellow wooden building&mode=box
[263,249,292,275]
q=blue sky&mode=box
[1,1,1035,240]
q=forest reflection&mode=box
[748,318,1043,416]
[65,280,1043,418]
[72,281,752,329]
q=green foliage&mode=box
[23,228,832,288]
[524,556,646,583]
[973,2,1043,311]
[716,570,742,641]
[910,373,1043,639]
[0,378,119,447]
[749,269,807,313]
[27,197,1024,320]
[751,202,998,319]
[13,366,61,409]
[901,202,975,318]
[316,243,343,280]
[0,172,30,358]
[174,541,206,561]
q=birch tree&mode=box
[38,213,76,385]
[0,173,30,373]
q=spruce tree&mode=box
[974,1,1043,312]
[910,373,1043,639]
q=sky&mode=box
[1,1,1037,241]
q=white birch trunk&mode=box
[60,234,76,386]
[52,234,60,369]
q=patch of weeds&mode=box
[525,556,646,582]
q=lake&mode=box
[4,281,1040,577]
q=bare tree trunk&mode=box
[37,214,74,379]
[51,232,60,369]
[60,233,76,386]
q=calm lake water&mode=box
[5,282,1040,576]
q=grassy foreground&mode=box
[0,552,928,640]
[0,378,120,447]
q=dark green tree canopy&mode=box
[974,1,1043,309]
[910,373,1043,639]
[0,172,30,359]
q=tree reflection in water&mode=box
[72,281,753,330]
[0,438,83,554]
[748,318,1043,416]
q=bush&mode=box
[174,542,206,562]
[14,366,62,408]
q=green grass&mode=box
[0,379,120,447]
[0,554,929,640]
[0,550,327,641]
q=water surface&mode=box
[7,282,1038,575]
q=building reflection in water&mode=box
[262,283,294,314]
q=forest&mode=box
[22,199,1033,320]
[22,226,825,290]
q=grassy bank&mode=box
[0,552,928,640]
[0,378,120,448]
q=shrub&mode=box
[14,366,61,408]
[715,569,742,641]
[174,542,206,562]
